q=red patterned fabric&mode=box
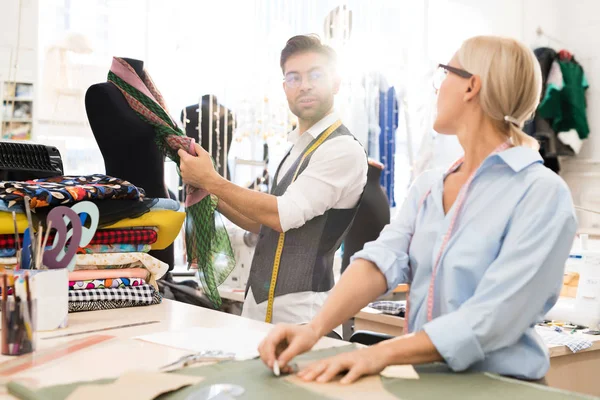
[0,228,158,249]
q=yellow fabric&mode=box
[0,210,184,250]
[104,210,185,250]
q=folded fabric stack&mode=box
[0,174,185,313]
[368,300,406,317]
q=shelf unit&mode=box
[1,81,34,141]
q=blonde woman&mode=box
[258,36,577,383]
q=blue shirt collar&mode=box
[495,146,543,172]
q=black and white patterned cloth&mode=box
[368,300,406,316]
[69,290,162,313]
[68,284,156,304]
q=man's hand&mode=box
[178,143,219,189]
[258,324,321,371]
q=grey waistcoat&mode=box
[247,123,365,304]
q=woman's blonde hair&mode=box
[457,36,542,150]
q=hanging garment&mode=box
[0,228,158,249]
[0,175,144,209]
[378,86,398,207]
[538,57,590,139]
[69,277,145,290]
[107,57,233,307]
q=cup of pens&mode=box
[1,272,36,356]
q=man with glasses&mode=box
[178,34,367,337]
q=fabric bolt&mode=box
[68,268,149,282]
[107,57,234,307]
[76,244,151,254]
[68,289,162,313]
[352,146,577,379]
[0,229,158,249]
[0,257,17,265]
[150,198,181,211]
[68,284,156,303]
[69,278,145,290]
[0,210,180,251]
[0,175,144,209]
[368,300,406,316]
[33,198,157,228]
[75,253,168,284]
[0,248,16,257]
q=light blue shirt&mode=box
[352,146,577,379]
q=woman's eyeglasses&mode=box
[433,64,473,91]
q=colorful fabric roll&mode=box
[0,228,158,249]
[68,289,162,313]
[0,248,16,257]
[76,244,151,254]
[68,284,156,303]
[69,277,145,290]
[68,268,149,282]
[0,174,144,209]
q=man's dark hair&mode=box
[280,34,337,74]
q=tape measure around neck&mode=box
[264,120,342,323]
[404,140,511,330]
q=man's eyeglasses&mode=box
[433,63,473,91]
[284,70,326,89]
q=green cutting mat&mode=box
[7,345,597,400]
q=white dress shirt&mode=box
[242,111,368,334]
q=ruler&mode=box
[42,320,161,340]
[0,334,113,376]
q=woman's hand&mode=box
[297,346,390,384]
[258,324,321,370]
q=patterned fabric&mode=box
[0,248,15,257]
[536,326,593,353]
[368,300,406,316]
[108,57,234,307]
[69,277,145,290]
[0,175,144,209]
[68,289,162,313]
[74,253,168,289]
[68,284,156,303]
[69,268,149,282]
[0,228,158,249]
[76,244,151,254]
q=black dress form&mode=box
[180,95,234,180]
[85,57,174,270]
[341,161,390,273]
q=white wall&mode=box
[0,0,38,84]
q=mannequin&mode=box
[341,160,390,273]
[180,95,234,180]
[85,57,174,270]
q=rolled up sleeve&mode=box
[276,137,367,232]
[423,183,577,372]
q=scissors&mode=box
[159,350,236,371]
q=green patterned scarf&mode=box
[108,57,234,307]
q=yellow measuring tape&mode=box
[265,120,342,323]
